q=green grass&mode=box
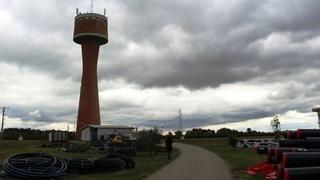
[62,150,179,180]
[0,140,179,180]
[182,138,266,180]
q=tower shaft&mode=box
[76,41,101,137]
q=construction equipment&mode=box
[112,135,124,144]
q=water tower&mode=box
[73,9,108,139]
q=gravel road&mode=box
[145,143,232,180]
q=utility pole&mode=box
[0,106,9,144]
[179,109,182,132]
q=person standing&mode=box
[165,136,173,160]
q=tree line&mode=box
[179,127,274,139]
[2,127,274,140]
[2,128,75,140]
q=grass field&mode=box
[0,140,179,180]
[182,138,266,180]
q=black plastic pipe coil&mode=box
[106,153,136,168]
[1,153,136,178]
[2,153,67,179]
[94,153,136,171]
[64,158,94,173]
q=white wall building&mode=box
[80,125,136,141]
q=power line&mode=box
[0,106,9,145]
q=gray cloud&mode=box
[1,1,320,130]
[98,0,320,89]
[7,105,76,123]
[2,0,320,89]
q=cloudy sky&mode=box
[1,0,320,132]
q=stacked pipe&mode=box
[285,130,297,139]
[284,167,320,180]
[281,129,320,180]
[248,129,320,179]
[297,129,320,139]
[281,130,320,179]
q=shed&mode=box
[80,125,136,141]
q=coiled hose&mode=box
[94,153,136,171]
[64,158,94,173]
[3,153,67,179]
[106,153,135,168]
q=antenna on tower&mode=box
[104,8,106,15]
[91,0,94,13]
[76,8,79,15]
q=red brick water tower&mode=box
[73,11,108,139]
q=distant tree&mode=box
[167,131,173,137]
[216,128,234,137]
[3,128,74,140]
[184,127,273,139]
[174,130,183,139]
[184,128,216,138]
[247,128,252,136]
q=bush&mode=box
[228,136,238,150]
[136,128,162,152]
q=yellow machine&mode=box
[112,135,123,144]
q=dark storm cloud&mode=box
[98,0,320,89]
[2,0,320,89]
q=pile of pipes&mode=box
[238,138,278,152]
[1,153,135,179]
[107,144,137,157]
[249,129,320,180]
[2,153,67,179]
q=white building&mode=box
[80,125,136,141]
[49,131,68,142]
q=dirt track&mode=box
[145,143,232,180]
